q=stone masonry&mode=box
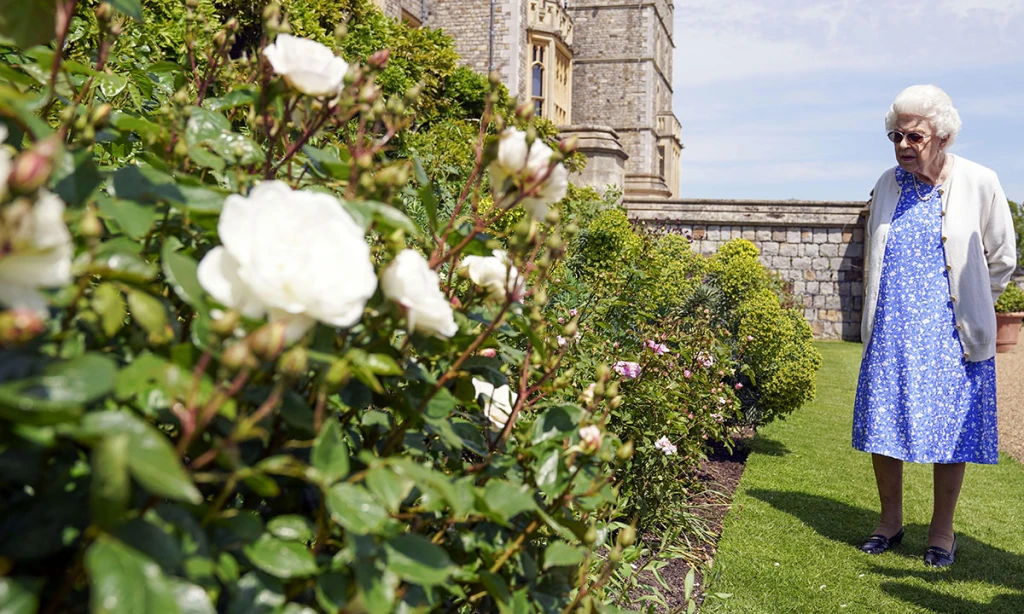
[375,0,683,200]
[627,198,870,340]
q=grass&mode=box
[702,341,1024,613]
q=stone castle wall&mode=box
[627,198,870,340]
[568,1,676,191]
[383,0,528,99]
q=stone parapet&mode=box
[628,198,870,341]
[528,0,574,45]
[561,125,627,195]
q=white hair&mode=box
[884,85,962,146]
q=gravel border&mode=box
[997,330,1024,464]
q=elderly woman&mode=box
[853,85,1017,568]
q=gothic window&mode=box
[531,44,545,118]
[528,34,572,125]
[658,145,666,179]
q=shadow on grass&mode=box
[748,489,1024,610]
[878,583,1024,613]
[749,437,791,457]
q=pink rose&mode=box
[613,361,641,379]
[683,369,692,379]
[480,348,497,358]
[645,339,669,355]
[735,382,743,390]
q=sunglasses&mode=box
[887,130,929,145]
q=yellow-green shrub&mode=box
[735,288,822,424]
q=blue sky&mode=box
[671,0,1024,203]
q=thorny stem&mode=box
[41,0,80,116]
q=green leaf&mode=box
[91,435,131,529]
[161,245,205,308]
[301,144,350,180]
[202,88,256,112]
[311,420,349,484]
[535,448,562,497]
[542,541,585,569]
[342,200,419,235]
[383,535,454,587]
[111,113,165,143]
[168,578,216,614]
[266,515,314,542]
[115,352,235,419]
[482,481,536,520]
[93,282,127,337]
[187,146,225,172]
[243,535,318,579]
[96,194,158,239]
[91,238,159,282]
[97,72,129,98]
[109,0,143,21]
[414,157,439,232]
[314,572,351,612]
[533,404,580,444]
[85,536,180,614]
[426,387,458,420]
[355,566,398,614]
[684,567,695,599]
[126,289,172,343]
[227,572,285,614]
[0,354,117,425]
[185,107,263,166]
[111,165,185,205]
[366,353,402,376]
[326,483,389,534]
[52,147,103,208]
[77,411,202,504]
[0,577,41,614]
[0,0,57,48]
[365,466,413,513]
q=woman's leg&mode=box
[872,453,904,536]
[930,462,966,551]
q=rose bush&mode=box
[0,2,645,613]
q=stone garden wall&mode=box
[626,198,870,340]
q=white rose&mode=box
[0,125,12,199]
[380,249,458,338]
[489,128,569,220]
[0,190,73,313]
[472,377,518,430]
[579,425,602,452]
[460,249,524,302]
[197,181,376,343]
[263,34,349,97]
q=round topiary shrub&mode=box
[996,281,1024,313]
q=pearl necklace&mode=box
[912,174,938,201]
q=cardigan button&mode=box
[941,236,948,242]
[963,352,970,359]
[946,264,952,271]
[956,324,963,331]
[950,295,957,302]
[939,188,945,196]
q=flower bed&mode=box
[0,2,819,612]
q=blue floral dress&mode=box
[852,167,998,464]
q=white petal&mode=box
[0,244,72,288]
[268,309,316,344]
[0,282,48,313]
[495,129,528,174]
[196,247,265,318]
[218,181,291,266]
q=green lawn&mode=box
[703,342,1024,613]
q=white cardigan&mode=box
[862,155,1017,362]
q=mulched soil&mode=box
[619,429,753,612]
[996,339,1024,463]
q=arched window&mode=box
[531,44,546,117]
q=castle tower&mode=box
[566,0,681,198]
[373,0,682,199]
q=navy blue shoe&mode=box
[924,536,956,568]
[860,528,904,554]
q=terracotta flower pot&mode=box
[995,312,1024,353]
